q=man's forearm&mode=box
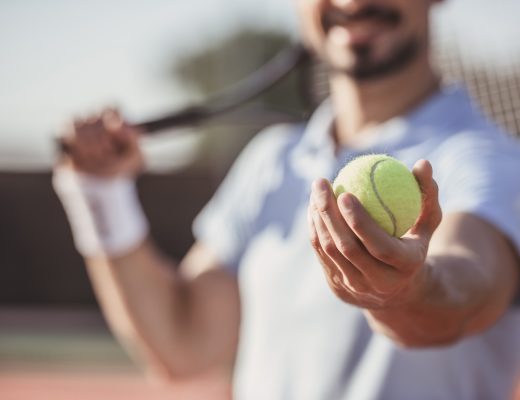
[85,240,199,378]
[85,239,240,381]
[365,254,515,348]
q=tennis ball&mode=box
[332,154,422,237]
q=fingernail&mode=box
[312,179,328,193]
[340,193,354,209]
[318,179,330,192]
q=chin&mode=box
[323,38,420,82]
[324,51,355,73]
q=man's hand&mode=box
[53,108,148,258]
[59,108,144,177]
[308,159,442,309]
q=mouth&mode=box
[322,4,402,45]
[322,4,402,30]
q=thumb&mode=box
[410,159,442,238]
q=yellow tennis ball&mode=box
[332,154,422,237]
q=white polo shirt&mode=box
[193,86,520,400]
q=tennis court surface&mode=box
[0,308,230,400]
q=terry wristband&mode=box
[53,167,149,258]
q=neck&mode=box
[329,51,440,148]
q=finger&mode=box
[308,205,345,288]
[410,159,442,238]
[100,109,129,155]
[337,192,422,271]
[65,115,115,170]
[104,112,139,155]
[311,179,397,282]
[75,118,110,163]
[102,108,124,132]
[310,196,352,269]
[308,204,320,251]
[308,205,406,303]
[74,111,122,159]
[311,179,364,262]
[310,201,369,294]
[100,110,143,175]
[72,117,86,134]
[73,115,103,144]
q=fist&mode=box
[58,108,144,178]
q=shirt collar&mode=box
[291,85,476,180]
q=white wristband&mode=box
[53,167,150,258]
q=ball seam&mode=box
[370,160,397,236]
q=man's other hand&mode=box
[58,108,144,178]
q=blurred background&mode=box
[1,0,520,399]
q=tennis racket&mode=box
[58,44,310,153]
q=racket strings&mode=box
[307,42,520,138]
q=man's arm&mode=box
[309,159,519,347]
[365,212,519,347]
[86,240,240,380]
[53,109,240,381]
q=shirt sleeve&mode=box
[192,125,297,274]
[435,130,520,257]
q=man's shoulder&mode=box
[237,122,306,167]
[433,114,520,164]
[443,86,520,153]
[418,85,519,156]
[431,120,520,200]
[249,122,306,151]
[425,105,520,194]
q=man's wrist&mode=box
[364,262,464,347]
[401,262,434,307]
[53,167,150,259]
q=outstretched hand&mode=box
[308,159,442,309]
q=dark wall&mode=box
[0,170,218,306]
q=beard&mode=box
[325,37,421,82]
[319,4,422,82]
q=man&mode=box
[53,0,520,398]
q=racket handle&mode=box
[55,104,206,155]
